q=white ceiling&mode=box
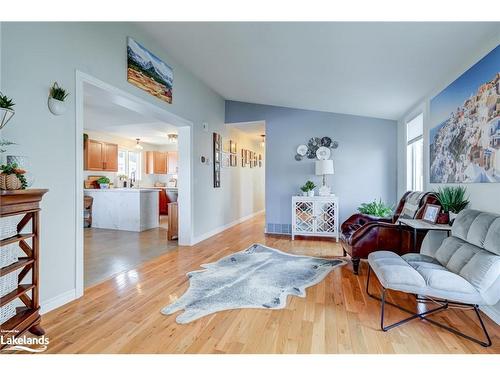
[137,22,500,120]
[84,83,178,145]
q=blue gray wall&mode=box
[225,101,398,233]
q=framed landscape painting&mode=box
[127,37,173,104]
[429,45,500,183]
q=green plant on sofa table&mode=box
[358,199,393,218]
[436,186,469,214]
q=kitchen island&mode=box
[84,188,159,232]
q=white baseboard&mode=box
[481,305,500,325]
[191,210,265,245]
[40,289,77,314]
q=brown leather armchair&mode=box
[340,191,440,274]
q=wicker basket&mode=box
[0,173,22,190]
[0,269,20,297]
[0,300,17,325]
[0,243,18,269]
[0,215,18,240]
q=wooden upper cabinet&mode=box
[167,151,178,174]
[145,151,167,174]
[103,143,118,171]
[84,139,118,171]
[85,139,104,171]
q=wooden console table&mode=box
[0,189,48,349]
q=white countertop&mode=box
[84,188,159,193]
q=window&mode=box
[128,151,141,180]
[117,150,127,175]
[406,113,423,191]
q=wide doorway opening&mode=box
[75,72,193,295]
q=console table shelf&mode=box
[0,189,48,349]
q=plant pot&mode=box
[436,212,449,224]
[302,191,308,197]
[0,108,15,129]
[449,212,458,222]
[99,183,109,189]
[307,190,315,197]
[48,97,67,115]
[0,174,22,190]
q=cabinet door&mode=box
[103,143,118,171]
[145,151,154,174]
[314,200,337,234]
[85,139,104,171]
[293,200,315,233]
[154,152,167,174]
[167,151,178,174]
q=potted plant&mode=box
[0,91,15,129]
[300,180,316,197]
[0,162,27,190]
[436,186,470,223]
[48,82,69,115]
[97,176,111,189]
[358,199,393,218]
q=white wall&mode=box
[0,22,264,311]
[397,34,500,324]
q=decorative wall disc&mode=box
[316,146,331,160]
[321,137,332,147]
[296,144,308,156]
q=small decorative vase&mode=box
[307,190,315,197]
[48,97,67,115]
[436,212,449,224]
[0,173,22,190]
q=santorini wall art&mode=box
[430,45,500,183]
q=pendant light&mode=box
[135,138,143,150]
[168,133,178,144]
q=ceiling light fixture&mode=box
[260,134,266,148]
[168,133,178,144]
[135,138,143,150]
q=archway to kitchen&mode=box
[75,71,193,297]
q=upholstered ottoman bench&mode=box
[366,209,500,347]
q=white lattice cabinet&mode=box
[292,196,339,241]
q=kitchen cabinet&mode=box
[145,151,168,174]
[167,151,178,174]
[84,139,118,172]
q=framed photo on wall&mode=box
[230,140,237,154]
[213,132,221,187]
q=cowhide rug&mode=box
[161,243,345,324]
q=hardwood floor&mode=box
[84,215,175,287]
[39,213,499,353]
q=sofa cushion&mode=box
[369,251,484,304]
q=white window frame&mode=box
[406,113,424,191]
[117,149,128,176]
[127,150,142,180]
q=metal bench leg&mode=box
[366,265,492,347]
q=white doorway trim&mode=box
[75,71,194,298]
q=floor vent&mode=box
[266,223,292,235]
